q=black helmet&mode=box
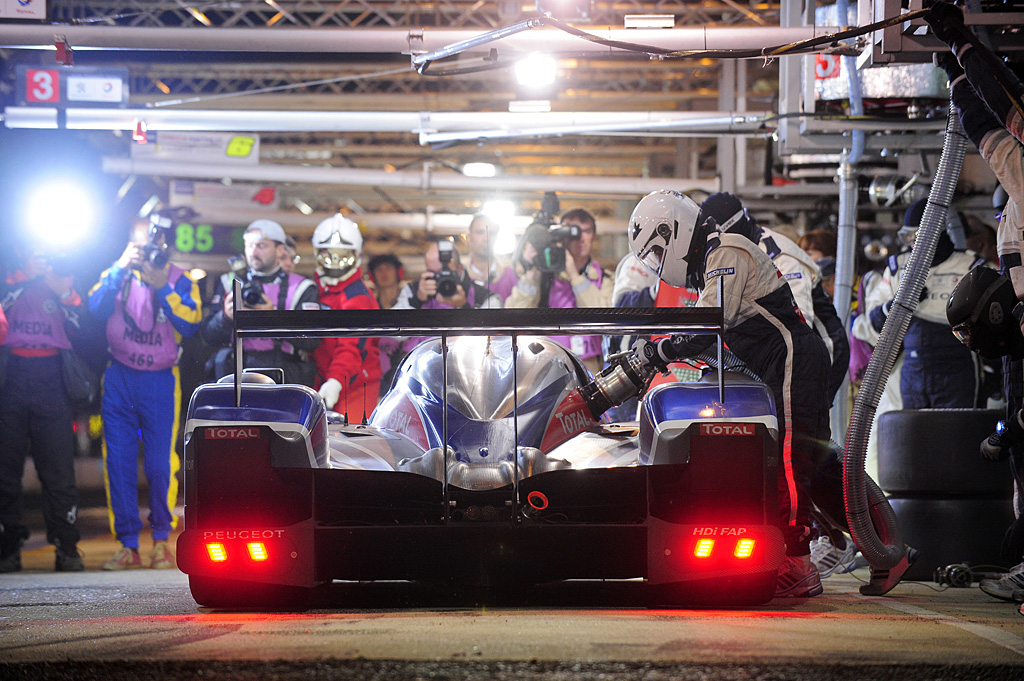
[947,266,1024,360]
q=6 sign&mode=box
[26,69,60,103]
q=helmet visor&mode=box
[317,248,357,275]
[951,320,973,347]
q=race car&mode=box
[176,305,785,609]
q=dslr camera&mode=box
[516,192,580,274]
[145,206,196,270]
[227,254,265,307]
[433,240,461,298]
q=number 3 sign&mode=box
[26,69,61,103]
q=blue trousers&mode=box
[101,360,181,549]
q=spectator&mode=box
[310,215,381,418]
[506,208,613,375]
[201,219,320,386]
[797,230,838,264]
[367,254,405,310]
[281,235,300,275]
[0,248,87,573]
[367,253,408,397]
[88,224,202,570]
[701,193,849,403]
[465,213,517,303]
[928,1,1024,601]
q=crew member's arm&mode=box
[199,277,233,347]
[319,291,379,389]
[812,282,851,400]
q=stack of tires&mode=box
[877,409,1015,581]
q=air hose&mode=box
[844,99,969,575]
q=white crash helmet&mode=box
[313,214,363,279]
[627,190,706,288]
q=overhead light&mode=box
[515,53,557,89]
[508,100,551,113]
[462,162,497,178]
[624,14,675,29]
[292,198,313,215]
[138,194,160,218]
[482,200,515,220]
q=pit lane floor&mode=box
[2,503,1024,680]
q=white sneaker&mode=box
[979,562,1024,602]
[775,554,823,598]
[810,536,859,579]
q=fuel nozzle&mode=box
[580,350,655,420]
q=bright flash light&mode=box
[694,538,715,558]
[493,225,518,256]
[482,200,515,220]
[247,542,268,561]
[24,179,97,249]
[515,53,557,88]
[734,539,755,559]
[463,162,497,178]
[206,543,227,562]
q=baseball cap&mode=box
[244,219,287,245]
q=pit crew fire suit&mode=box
[202,268,320,386]
[312,267,381,420]
[1,270,84,560]
[88,261,202,551]
[931,7,1024,552]
[650,233,834,557]
[867,239,989,408]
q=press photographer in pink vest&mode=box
[88,220,203,570]
[201,219,320,387]
[506,207,613,375]
[1,247,87,573]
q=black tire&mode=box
[188,575,312,611]
[647,571,777,608]
[877,409,1010,496]
[888,497,1015,581]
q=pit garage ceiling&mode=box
[0,0,798,233]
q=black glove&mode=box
[632,338,670,374]
[981,412,1024,461]
[923,1,966,47]
[933,50,965,82]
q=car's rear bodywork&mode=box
[177,305,785,608]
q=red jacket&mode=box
[312,268,382,419]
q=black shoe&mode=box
[55,548,85,572]
[0,551,22,573]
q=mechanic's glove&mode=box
[981,411,1024,461]
[632,338,670,374]
[318,378,342,410]
[923,1,966,47]
[933,50,965,83]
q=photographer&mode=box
[394,239,503,311]
[506,206,612,374]
[201,219,320,387]
[87,218,202,570]
[1,246,88,573]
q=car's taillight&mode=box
[694,538,715,558]
[247,542,268,561]
[734,538,756,559]
[206,543,227,562]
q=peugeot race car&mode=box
[176,306,785,609]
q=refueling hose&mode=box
[844,98,969,573]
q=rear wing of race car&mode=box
[227,279,726,517]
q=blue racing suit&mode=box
[88,262,201,550]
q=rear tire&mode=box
[188,575,312,611]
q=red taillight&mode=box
[734,538,755,558]
[694,538,715,558]
[206,543,227,562]
[247,542,268,561]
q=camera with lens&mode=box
[515,191,580,274]
[227,254,265,307]
[433,240,461,298]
